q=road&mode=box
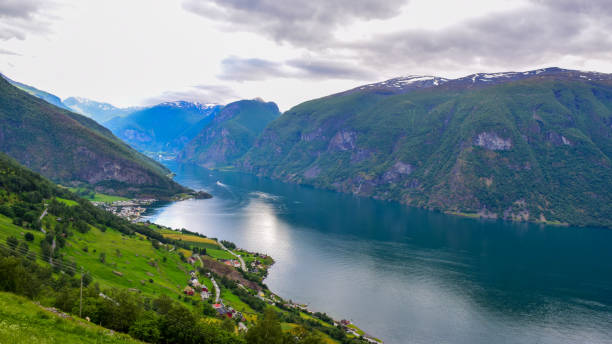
[39,206,48,233]
[196,254,221,303]
[211,277,220,303]
[218,242,246,271]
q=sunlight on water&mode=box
[143,163,612,344]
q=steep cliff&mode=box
[240,68,612,227]
[178,99,280,168]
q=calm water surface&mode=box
[144,162,612,344]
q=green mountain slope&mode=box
[0,152,363,344]
[179,99,280,168]
[1,73,71,111]
[240,69,612,228]
[0,77,188,199]
[0,292,142,344]
[106,101,221,154]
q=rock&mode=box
[473,132,512,150]
[328,130,357,151]
[112,270,123,277]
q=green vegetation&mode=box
[0,151,371,344]
[69,187,130,203]
[240,73,612,228]
[179,99,280,168]
[0,76,189,199]
[0,292,142,344]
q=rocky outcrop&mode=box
[473,132,512,150]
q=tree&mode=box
[245,308,284,344]
[99,252,106,264]
[221,316,235,333]
[24,232,34,242]
[203,302,217,316]
[129,312,161,343]
[6,236,18,250]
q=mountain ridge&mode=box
[178,99,281,168]
[0,76,189,199]
[238,67,612,228]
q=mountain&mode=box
[105,101,221,154]
[0,76,189,198]
[178,99,281,168]
[1,73,71,111]
[239,68,612,228]
[63,96,142,123]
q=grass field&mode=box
[0,292,142,344]
[206,248,236,260]
[161,232,220,250]
[0,213,194,302]
[55,197,78,206]
[67,188,129,203]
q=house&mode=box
[183,286,195,296]
[213,303,227,316]
[201,286,209,292]
[340,319,351,326]
[200,291,209,300]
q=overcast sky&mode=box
[2,0,612,110]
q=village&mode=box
[167,231,383,344]
[92,198,156,222]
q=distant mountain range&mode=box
[105,101,222,154]
[178,99,280,167]
[0,74,142,123]
[63,97,143,123]
[239,68,612,228]
[4,68,611,227]
[0,76,189,199]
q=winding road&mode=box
[218,242,246,271]
[39,206,48,234]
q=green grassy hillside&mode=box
[0,292,142,344]
[0,76,188,199]
[179,99,280,168]
[0,152,369,344]
[240,70,612,228]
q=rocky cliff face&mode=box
[239,68,612,228]
[178,99,280,168]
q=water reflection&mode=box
[143,162,612,344]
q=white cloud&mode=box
[1,0,612,111]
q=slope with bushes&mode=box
[0,152,369,343]
[0,77,189,199]
[179,99,280,168]
[240,68,612,228]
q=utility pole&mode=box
[79,267,84,318]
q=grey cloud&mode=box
[187,0,612,79]
[0,48,20,56]
[0,0,43,19]
[342,2,612,73]
[0,0,53,40]
[286,59,375,80]
[182,0,408,46]
[145,84,239,106]
[219,56,287,81]
[218,56,375,81]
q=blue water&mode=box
[144,162,612,344]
